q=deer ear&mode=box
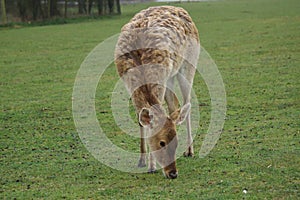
[170,103,191,125]
[139,108,153,127]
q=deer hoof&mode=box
[138,159,146,168]
[183,151,194,157]
[148,169,157,174]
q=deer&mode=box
[114,6,200,179]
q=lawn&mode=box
[0,0,299,199]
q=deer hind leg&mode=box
[177,61,196,157]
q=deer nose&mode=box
[168,170,178,179]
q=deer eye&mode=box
[160,141,166,147]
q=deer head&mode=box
[139,103,191,179]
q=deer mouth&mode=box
[163,169,178,179]
[163,162,178,179]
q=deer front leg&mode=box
[138,126,147,167]
[148,152,157,173]
[183,112,194,157]
[178,63,196,157]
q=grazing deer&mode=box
[114,6,200,179]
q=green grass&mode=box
[1,0,299,199]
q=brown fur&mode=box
[115,6,200,178]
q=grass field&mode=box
[1,0,299,199]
